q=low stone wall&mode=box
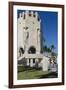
[18,54,50,71]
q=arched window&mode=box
[19,47,24,56]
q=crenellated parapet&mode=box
[19,11,41,22]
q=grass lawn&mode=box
[17,66,57,80]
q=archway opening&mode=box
[28,46,36,54]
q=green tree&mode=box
[50,45,56,57]
[50,45,55,53]
[47,48,51,52]
[43,45,47,52]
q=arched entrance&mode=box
[27,46,36,67]
[28,46,36,54]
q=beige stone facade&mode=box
[17,11,41,57]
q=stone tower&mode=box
[17,11,50,71]
[17,11,41,57]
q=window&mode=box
[23,26,28,30]
[25,27,28,30]
[37,28,39,31]
[19,47,24,56]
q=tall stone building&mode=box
[17,11,41,56]
[17,11,49,71]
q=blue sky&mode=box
[17,10,58,53]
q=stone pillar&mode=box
[27,59,29,66]
[35,58,39,68]
[35,58,38,62]
[25,11,29,18]
[30,59,33,67]
[42,57,49,71]
[35,12,38,19]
